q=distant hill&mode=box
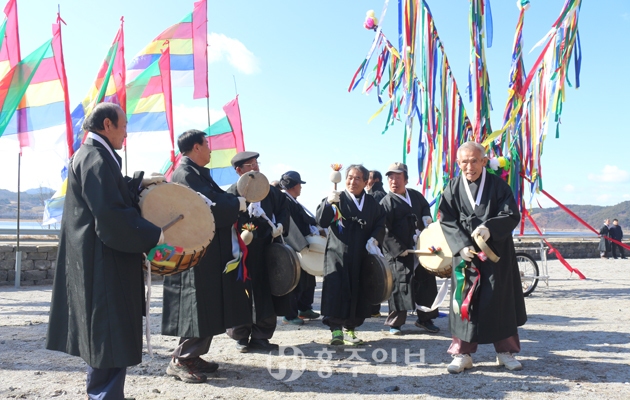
[0,188,55,219]
[522,201,630,231]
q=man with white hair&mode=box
[438,141,527,374]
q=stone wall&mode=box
[0,244,56,286]
[513,239,629,261]
[0,239,627,286]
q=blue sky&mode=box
[0,0,628,214]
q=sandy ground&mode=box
[1,258,630,399]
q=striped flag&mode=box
[127,0,207,98]
[161,96,245,186]
[0,39,51,138]
[2,18,73,153]
[125,43,174,161]
[0,0,20,79]
[70,20,125,152]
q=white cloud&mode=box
[208,33,260,75]
[563,184,575,192]
[587,165,630,183]
[596,194,613,203]
[172,104,225,132]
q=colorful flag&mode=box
[2,18,73,153]
[161,96,245,186]
[125,43,174,161]
[42,170,67,226]
[0,0,20,79]
[127,0,207,98]
[70,20,125,152]
[0,39,51,138]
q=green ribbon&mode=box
[452,259,467,315]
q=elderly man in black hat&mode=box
[226,151,291,353]
[279,171,321,325]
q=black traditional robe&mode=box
[439,172,527,344]
[316,191,385,319]
[162,157,252,337]
[46,136,161,369]
[598,224,611,253]
[227,183,291,320]
[367,181,387,203]
[381,189,435,314]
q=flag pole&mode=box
[15,152,21,288]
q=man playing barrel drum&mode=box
[380,162,439,335]
[226,151,291,353]
[161,129,252,383]
[46,103,164,399]
[438,141,527,374]
[316,164,385,345]
[279,170,321,325]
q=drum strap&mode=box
[143,260,154,358]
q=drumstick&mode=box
[162,214,184,231]
[407,249,436,255]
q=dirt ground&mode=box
[1,258,630,399]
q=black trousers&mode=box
[86,366,126,400]
[322,316,366,331]
[612,242,626,258]
[285,285,316,319]
[227,314,277,340]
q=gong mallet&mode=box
[330,163,343,190]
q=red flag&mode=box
[52,14,73,157]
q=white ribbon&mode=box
[416,279,450,312]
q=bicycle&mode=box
[516,252,539,297]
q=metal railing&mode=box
[0,228,60,236]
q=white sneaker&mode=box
[447,354,473,374]
[496,352,523,371]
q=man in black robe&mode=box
[367,170,387,203]
[598,219,611,259]
[161,129,252,383]
[438,141,526,374]
[366,169,386,318]
[609,219,626,259]
[279,170,321,325]
[46,103,163,399]
[316,164,385,345]
[226,151,290,353]
[380,162,439,335]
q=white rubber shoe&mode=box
[447,354,473,374]
[496,352,523,371]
